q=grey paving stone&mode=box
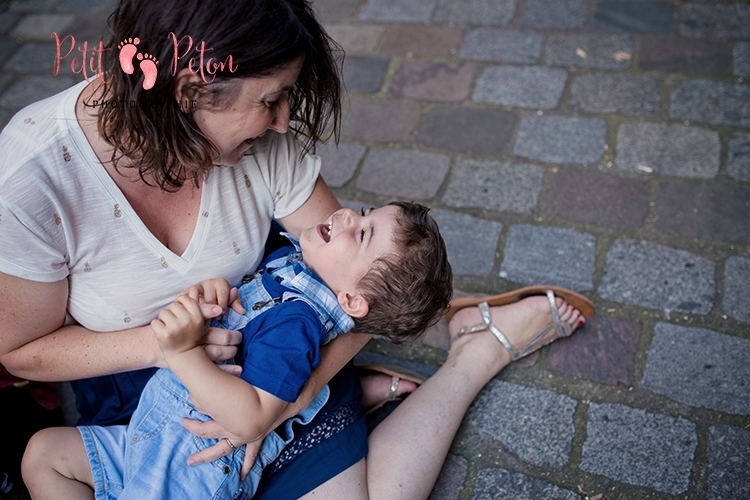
[473,66,566,110]
[707,425,750,500]
[430,209,502,277]
[680,3,750,39]
[356,148,450,199]
[433,0,517,26]
[428,454,468,500]
[581,403,697,495]
[3,43,58,73]
[643,323,750,415]
[343,55,389,94]
[10,13,75,41]
[598,239,715,315]
[442,159,544,214]
[0,41,14,67]
[570,73,659,117]
[416,106,515,156]
[56,0,115,12]
[546,34,633,70]
[460,28,543,64]
[735,42,750,78]
[317,141,366,188]
[670,80,750,127]
[592,1,673,34]
[728,132,750,181]
[9,0,59,12]
[723,256,750,324]
[359,0,438,23]
[0,107,14,130]
[469,381,577,469]
[472,468,579,500]
[514,116,606,165]
[0,74,76,110]
[313,0,364,24]
[616,122,720,178]
[518,0,587,30]
[0,13,21,35]
[500,225,596,291]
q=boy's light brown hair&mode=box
[353,201,453,344]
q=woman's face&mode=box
[193,58,303,166]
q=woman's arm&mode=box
[0,271,241,381]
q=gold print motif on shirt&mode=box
[53,213,62,225]
[160,257,169,269]
[233,242,240,255]
[123,313,131,324]
[23,118,35,125]
[84,262,91,272]
[244,174,251,188]
[62,146,71,162]
[114,204,122,218]
[202,211,209,218]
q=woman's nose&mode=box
[269,100,290,134]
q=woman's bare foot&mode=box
[361,374,419,411]
[447,295,584,376]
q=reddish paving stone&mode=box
[544,169,650,229]
[390,59,477,102]
[655,179,750,245]
[428,453,468,500]
[326,24,385,53]
[379,25,463,57]
[313,0,365,23]
[416,106,515,156]
[547,316,641,387]
[637,36,733,76]
[342,97,421,143]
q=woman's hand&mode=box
[181,417,262,480]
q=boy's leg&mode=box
[22,427,95,500]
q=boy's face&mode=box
[299,206,400,314]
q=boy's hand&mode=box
[151,296,223,357]
[181,279,246,314]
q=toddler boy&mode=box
[24,201,452,500]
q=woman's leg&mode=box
[301,295,583,500]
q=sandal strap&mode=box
[388,376,400,401]
[513,290,572,359]
[478,302,517,357]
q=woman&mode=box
[1,1,590,498]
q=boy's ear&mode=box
[337,291,369,318]
[173,68,204,105]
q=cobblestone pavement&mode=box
[1,0,749,499]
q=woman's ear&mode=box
[337,291,369,318]
[173,68,203,105]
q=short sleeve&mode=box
[250,132,322,220]
[0,175,69,283]
[239,301,326,403]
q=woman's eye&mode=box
[360,207,366,216]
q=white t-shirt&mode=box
[0,80,321,332]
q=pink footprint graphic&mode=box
[117,37,140,75]
[137,53,159,90]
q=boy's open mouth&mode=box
[318,223,331,242]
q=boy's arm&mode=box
[151,295,287,442]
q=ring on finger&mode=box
[225,437,237,450]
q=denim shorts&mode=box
[79,369,330,500]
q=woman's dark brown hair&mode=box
[94,0,342,190]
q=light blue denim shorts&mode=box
[79,368,330,500]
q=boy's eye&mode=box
[360,229,365,242]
